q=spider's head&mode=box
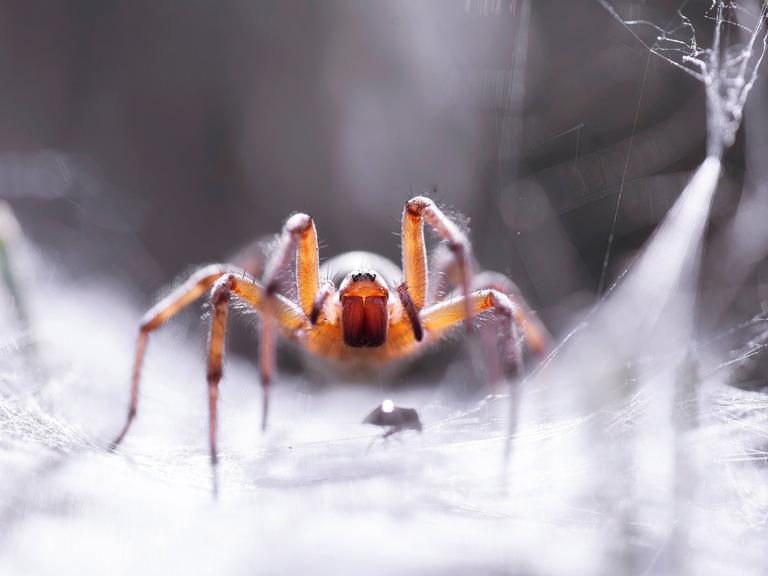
[339,270,389,348]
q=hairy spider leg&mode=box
[109,264,304,450]
[110,264,223,449]
[258,213,323,429]
[419,289,538,371]
[422,250,549,381]
[261,213,319,314]
[402,196,473,331]
[470,271,548,357]
[204,274,305,479]
[207,276,231,495]
[309,280,336,325]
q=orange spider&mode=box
[110,196,546,472]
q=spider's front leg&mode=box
[402,196,473,331]
[257,212,324,429]
[206,275,233,480]
[183,273,306,488]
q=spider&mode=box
[110,196,546,474]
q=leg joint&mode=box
[448,239,467,255]
[284,213,313,235]
[405,195,433,217]
[265,280,279,296]
[211,274,234,305]
[485,289,514,318]
[260,371,271,387]
[208,368,222,386]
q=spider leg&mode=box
[206,275,233,494]
[204,273,305,488]
[110,264,227,449]
[420,289,536,371]
[257,212,321,429]
[470,271,548,356]
[428,271,548,356]
[110,264,305,449]
[309,280,336,325]
[262,213,319,314]
[200,274,304,473]
[402,196,473,331]
[425,242,456,304]
[258,300,275,431]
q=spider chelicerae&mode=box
[110,196,546,476]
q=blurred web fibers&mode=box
[594,0,768,294]
[588,0,768,387]
[520,0,768,572]
[598,0,768,154]
[522,158,720,573]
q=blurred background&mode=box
[0,0,754,334]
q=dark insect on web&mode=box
[363,400,423,438]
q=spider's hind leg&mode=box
[420,288,546,385]
[471,271,549,379]
[431,257,549,380]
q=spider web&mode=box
[597,0,768,154]
[0,229,766,575]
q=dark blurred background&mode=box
[0,0,755,334]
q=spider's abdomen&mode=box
[341,295,387,347]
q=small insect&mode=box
[363,399,422,438]
[110,196,546,476]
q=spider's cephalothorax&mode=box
[109,196,548,488]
